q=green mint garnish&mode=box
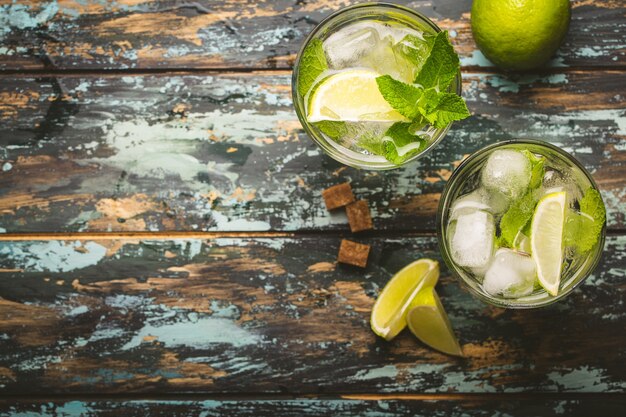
[313,120,347,140]
[580,188,606,224]
[375,75,423,119]
[375,79,470,130]
[357,133,385,156]
[497,151,548,248]
[375,30,469,144]
[420,92,470,129]
[521,150,546,189]
[297,39,328,98]
[564,188,606,252]
[499,191,538,248]
[380,122,427,164]
[413,31,459,91]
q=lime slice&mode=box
[370,259,439,341]
[531,191,567,296]
[307,69,408,123]
[406,287,463,356]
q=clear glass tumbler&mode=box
[437,140,606,308]
[292,2,462,170]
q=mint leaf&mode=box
[563,188,605,253]
[297,39,328,98]
[563,211,597,253]
[380,122,427,164]
[574,188,606,252]
[580,188,606,225]
[416,87,440,115]
[499,191,538,248]
[357,135,385,156]
[413,31,459,91]
[421,92,470,129]
[377,34,469,130]
[521,150,545,189]
[375,75,421,119]
[313,120,347,140]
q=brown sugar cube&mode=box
[322,182,355,210]
[346,200,373,232]
[338,239,370,268]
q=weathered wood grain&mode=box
[0,0,623,71]
[1,397,625,417]
[0,236,623,394]
[0,71,624,233]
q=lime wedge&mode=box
[370,259,439,341]
[531,191,567,296]
[406,287,463,356]
[307,69,408,123]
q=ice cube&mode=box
[323,22,381,69]
[482,149,531,201]
[389,32,431,80]
[449,209,495,270]
[541,168,582,205]
[360,35,414,82]
[340,121,393,151]
[450,190,490,220]
[450,188,510,220]
[483,248,537,298]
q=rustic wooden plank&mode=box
[1,397,625,417]
[0,236,623,394]
[0,71,624,233]
[0,0,623,70]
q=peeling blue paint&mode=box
[486,73,568,93]
[74,81,90,93]
[351,365,398,381]
[577,47,604,58]
[460,50,492,67]
[2,162,12,171]
[105,294,145,310]
[15,355,62,372]
[121,316,262,350]
[0,2,59,38]
[546,366,625,392]
[209,300,241,319]
[67,305,88,316]
[0,241,106,273]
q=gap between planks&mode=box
[0,66,624,78]
[0,229,624,241]
[0,230,436,241]
[0,392,624,402]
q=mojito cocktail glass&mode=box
[292,3,462,170]
[438,140,606,308]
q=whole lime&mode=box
[471,0,571,71]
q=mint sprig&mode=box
[413,31,459,90]
[375,75,422,120]
[564,188,606,252]
[380,122,428,164]
[297,38,328,98]
[421,92,470,129]
[499,191,537,248]
[375,30,469,142]
[521,150,545,189]
[313,120,348,140]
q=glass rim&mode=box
[291,2,462,170]
[437,139,606,309]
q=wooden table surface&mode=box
[0,0,624,415]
